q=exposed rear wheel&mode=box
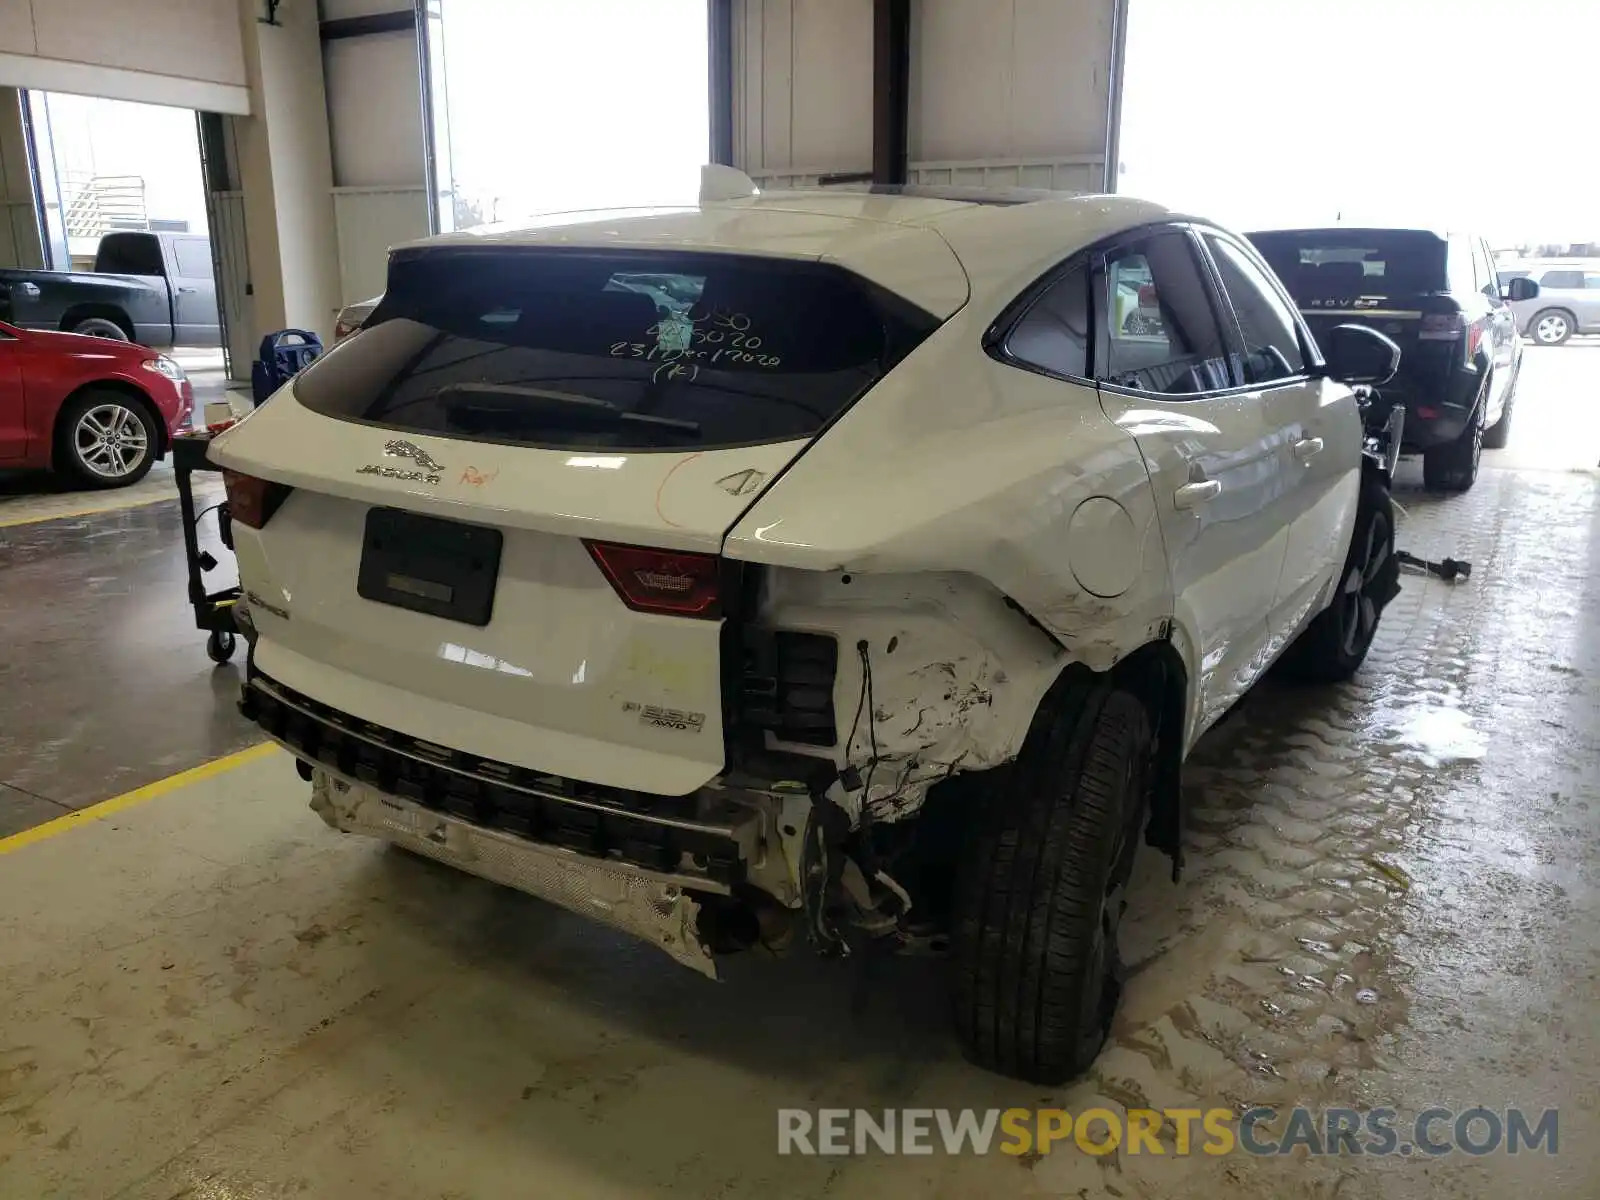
[1422,383,1485,492]
[1482,380,1515,450]
[1279,471,1396,683]
[950,687,1151,1083]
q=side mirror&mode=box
[1322,323,1400,386]
[1503,276,1539,302]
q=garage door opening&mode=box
[426,0,710,230]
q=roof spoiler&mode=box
[700,164,759,203]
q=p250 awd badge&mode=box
[624,702,706,734]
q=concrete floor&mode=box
[1,349,1598,1197]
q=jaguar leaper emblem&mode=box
[357,439,445,484]
[383,439,445,472]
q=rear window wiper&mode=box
[436,382,701,435]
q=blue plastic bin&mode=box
[250,329,323,405]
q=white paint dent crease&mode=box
[756,569,1065,822]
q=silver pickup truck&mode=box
[0,230,219,347]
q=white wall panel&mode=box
[0,0,249,112]
[736,0,872,179]
[0,87,41,268]
[323,31,424,188]
[732,0,1122,191]
[914,0,1116,163]
[332,185,427,304]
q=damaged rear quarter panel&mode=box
[725,309,1185,818]
[756,569,1064,819]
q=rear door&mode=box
[1089,227,1289,737]
[169,236,220,345]
[1579,272,1600,332]
[1197,230,1362,636]
[210,245,945,794]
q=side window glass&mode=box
[1097,233,1232,396]
[1005,263,1090,378]
[1541,270,1583,289]
[1585,274,1600,290]
[1204,235,1306,384]
[173,239,212,278]
[1474,242,1499,298]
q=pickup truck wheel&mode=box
[71,316,131,341]
[1422,383,1485,492]
[58,390,158,488]
[950,686,1150,1084]
[1278,472,1396,683]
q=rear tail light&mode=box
[223,470,292,530]
[1418,312,1465,341]
[584,541,722,618]
[1419,311,1481,364]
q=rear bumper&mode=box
[306,766,720,977]
[1372,365,1483,451]
[240,670,759,887]
[239,669,818,973]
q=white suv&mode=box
[211,179,1402,1083]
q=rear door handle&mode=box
[177,286,198,294]
[1174,480,1221,509]
[1293,436,1325,462]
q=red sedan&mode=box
[0,319,193,488]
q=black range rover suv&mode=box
[1249,227,1538,492]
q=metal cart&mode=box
[173,428,242,663]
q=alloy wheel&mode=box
[73,403,150,480]
[1536,314,1570,344]
[1339,513,1389,658]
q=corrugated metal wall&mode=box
[733,0,1122,191]
[207,190,253,383]
[332,186,427,305]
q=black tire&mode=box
[1528,309,1573,347]
[1482,374,1516,450]
[1278,471,1396,683]
[950,687,1151,1084]
[70,316,131,341]
[206,629,237,664]
[55,388,159,489]
[1422,381,1485,492]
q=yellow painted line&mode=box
[0,742,279,855]
[0,491,177,530]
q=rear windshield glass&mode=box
[294,249,938,451]
[1248,230,1448,300]
[95,233,165,277]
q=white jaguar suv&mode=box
[210,175,1402,1083]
